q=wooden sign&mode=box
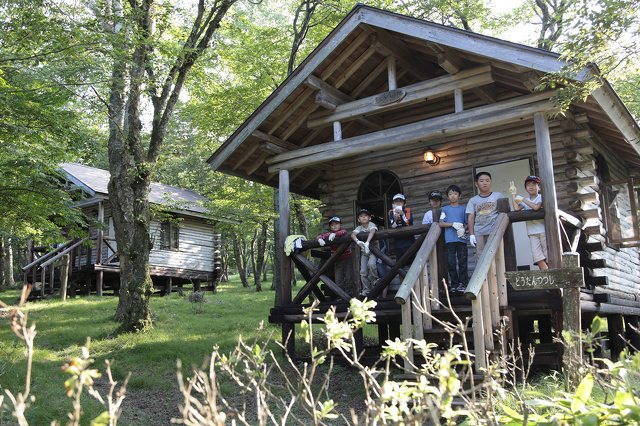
[505,268,584,291]
[374,89,406,106]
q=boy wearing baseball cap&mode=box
[351,208,379,297]
[422,190,443,225]
[317,216,355,296]
[511,175,548,270]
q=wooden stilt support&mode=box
[60,254,70,302]
[608,314,625,361]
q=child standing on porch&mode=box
[511,175,549,270]
[422,190,443,225]
[466,171,504,256]
[389,193,414,260]
[317,216,354,297]
[439,185,468,294]
[351,208,379,297]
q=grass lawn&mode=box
[0,276,283,425]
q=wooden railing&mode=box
[294,225,432,305]
[393,223,442,373]
[463,213,510,370]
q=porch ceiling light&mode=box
[423,149,440,165]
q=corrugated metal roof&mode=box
[60,163,209,215]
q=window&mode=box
[602,178,640,247]
[357,171,403,228]
[160,221,179,250]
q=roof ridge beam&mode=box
[307,65,494,129]
[267,91,558,172]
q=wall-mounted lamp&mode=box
[423,149,440,165]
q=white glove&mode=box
[440,211,446,220]
[328,233,336,241]
[514,195,524,204]
[508,180,517,195]
[363,241,370,255]
[469,234,477,247]
[317,238,326,247]
[452,222,465,238]
[356,240,366,250]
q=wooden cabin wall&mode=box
[149,217,215,273]
[559,119,640,298]
[314,117,640,297]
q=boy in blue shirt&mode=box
[439,185,468,294]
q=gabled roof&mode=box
[60,163,210,216]
[207,4,640,197]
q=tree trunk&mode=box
[99,0,238,331]
[292,195,308,236]
[251,220,269,292]
[232,234,249,287]
[220,239,230,282]
[0,237,5,289]
[4,237,14,288]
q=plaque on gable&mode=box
[505,268,584,291]
[374,89,406,106]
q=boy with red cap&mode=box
[317,216,354,297]
[511,175,548,270]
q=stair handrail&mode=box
[21,239,76,272]
[461,212,510,370]
[39,237,89,268]
[394,223,441,305]
[463,213,510,300]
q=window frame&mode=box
[160,221,180,251]
[602,177,640,247]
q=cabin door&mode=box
[356,171,403,229]
[475,158,540,270]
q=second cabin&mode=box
[207,5,640,370]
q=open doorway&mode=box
[475,157,540,270]
[356,171,403,229]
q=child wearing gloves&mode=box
[317,216,354,297]
[466,171,504,256]
[439,185,468,294]
[510,176,548,270]
[351,209,379,297]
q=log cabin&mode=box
[23,163,223,298]
[206,5,640,370]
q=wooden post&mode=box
[495,240,508,306]
[472,295,487,370]
[454,88,463,113]
[387,56,397,90]
[333,121,342,141]
[487,261,500,327]
[60,254,70,302]
[497,199,516,271]
[624,316,640,351]
[562,252,582,384]
[41,266,46,297]
[166,276,173,296]
[481,280,494,351]
[419,265,432,329]
[96,202,104,296]
[534,112,562,268]
[401,300,414,373]
[49,267,55,293]
[279,170,294,356]
[608,314,625,361]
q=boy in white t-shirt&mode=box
[511,175,548,270]
[351,209,379,296]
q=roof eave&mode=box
[206,5,366,171]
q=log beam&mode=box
[268,91,557,172]
[307,65,494,129]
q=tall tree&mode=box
[90,0,238,331]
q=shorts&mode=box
[529,233,548,264]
